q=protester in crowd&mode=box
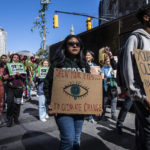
[33,59,50,122]
[122,7,150,150]
[101,56,118,121]
[0,55,8,113]
[99,47,117,121]
[31,69,36,91]
[44,35,90,150]
[104,46,117,70]
[0,58,5,125]
[86,50,95,66]
[99,47,108,67]
[86,50,98,124]
[3,54,26,127]
[24,66,31,100]
[99,46,117,68]
[0,55,7,67]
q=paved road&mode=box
[0,91,135,150]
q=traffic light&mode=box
[53,14,59,28]
[86,18,92,30]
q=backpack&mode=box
[117,32,143,94]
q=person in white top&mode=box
[123,7,150,150]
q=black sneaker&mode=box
[14,119,20,125]
[116,125,123,134]
[7,119,13,127]
[111,115,117,121]
[3,108,7,113]
[99,115,108,121]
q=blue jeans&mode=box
[134,101,150,150]
[117,95,133,127]
[103,96,117,116]
[38,95,48,120]
[55,115,84,150]
[89,115,94,120]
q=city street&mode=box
[0,91,135,150]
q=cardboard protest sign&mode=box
[7,63,26,75]
[90,66,101,75]
[38,66,49,78]
[134,48,150,102]
[50,68,103,115]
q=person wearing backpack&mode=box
[101,56,118,121]
[123,7,150,150]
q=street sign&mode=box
[40,0,51,4]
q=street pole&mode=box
[42,4,47,50]
[40,0,51,50]
[55,10,109,22]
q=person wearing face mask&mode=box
[44,35,90,150]
[33,60,50,122]
[123,7,150,150]
[3,54,26,127]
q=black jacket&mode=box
[43,57,90,105]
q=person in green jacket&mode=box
[43,35,90,150]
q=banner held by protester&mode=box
[134,48,150,102]
[7,63,26,75]
[38,66,49,78]
[90,66,101,75]
[50,68,103,115]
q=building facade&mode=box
[99,0,150,24]
[0,28,7,56]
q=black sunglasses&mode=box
[67,42,80,47]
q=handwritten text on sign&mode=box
[7,63,26,75]
[134,48,150,102]
[38,66,49,78]
[50,68,103,115]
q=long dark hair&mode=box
[0,54,7,67]
[86,50,95,61]
[51,35,87,68]
[136,6,150,24]
[10,53,21,62]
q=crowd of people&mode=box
[0,6,150,150]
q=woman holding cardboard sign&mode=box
[33,60,50,122]
[44,35,90,150]
[3,54,26,127]
[86,50,101,124]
